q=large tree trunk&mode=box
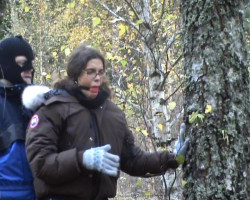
[182,0,249,199]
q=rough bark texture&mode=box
[181,0,249,199]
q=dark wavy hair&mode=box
[54,44,111,97]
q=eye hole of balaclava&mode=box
[0,35,34,85]
[15,56,28,68]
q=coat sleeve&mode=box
[25,105,82,185]
[120,113,179,177]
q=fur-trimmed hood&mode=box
[22,85,50,110]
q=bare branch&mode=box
[95,0,139,32]
[158,30,182,69]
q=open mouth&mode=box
[89,87,99,94]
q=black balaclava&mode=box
[0,35,34,84]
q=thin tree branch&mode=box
[158,30,182,69]
[95,0,139,32]
[162,81,184,104]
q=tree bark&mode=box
[181,0,249,199]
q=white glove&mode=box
[82,144,120,177]
[174,123,190,164]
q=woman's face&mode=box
[77,58,104,99]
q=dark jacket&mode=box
[26,92,178,200]
[0,83,36,199]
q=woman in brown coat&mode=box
[24,44,189,200]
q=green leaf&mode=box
[189,112,204,123]
[60,45,66,51]
[135,179,143,186]
[136,19,143,25]
[145,190,151,198]
[197,114,205,121]
[176,155,185,164]
[182,180,188,186]
[67,2,75,8]
[92,17,101,27]
[120,60,127,67]
[189,112,198,123]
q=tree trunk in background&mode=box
[135,0,171,141]
[182,0,249,199]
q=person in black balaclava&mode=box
[0,35,34,84]
[0,36,37,200]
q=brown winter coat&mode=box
[26,94,178,200]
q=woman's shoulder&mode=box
[105,99,126,117]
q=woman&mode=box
[0,36,36,199]
[24,44,189,200]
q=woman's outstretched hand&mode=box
[174,123,190,164]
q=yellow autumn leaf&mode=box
[25,6,30,12]
[141,129,148,136]
[182,180,187,186]
[52,52,57,57]
[167,101,176,110]
[46,74,51,79]
[205,104,213,113]
[136,127,141,132]
[128,83,134,89]
[118,24,128,37]
[157,124,164,131]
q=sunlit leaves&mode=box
[93,17,101,27]
[67,1,76,8]
[136,19,143,25]
[145,190,151,198]
[60,45,66,51]
[141,129,148,136]
[118,23,129,37]
[120,60,127,67]
[189,112,204,123]
[64,48,71,56]
[25,6,30,12]
[80,0,87,3]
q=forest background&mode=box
[0,0,249,200]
